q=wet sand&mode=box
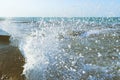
[0,36,10,44]
[0,44,25,80]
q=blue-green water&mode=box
[0,17,120,80]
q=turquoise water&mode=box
[0,17,120,80]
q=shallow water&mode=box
[0,17,120,80]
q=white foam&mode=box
[19,25,65,79]
[0,18,119,80]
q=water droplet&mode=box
[70,67,76,72]
[68,44,71,48]
[112,34,116,36]
[82,71,86,74]
[85,47,88,49]
[116,40,119,42]
[50,74,54,77]
[119,52,120,55]
[112,57,115,60]
[79,53,84,57]
[97,52,102,57]
[116,49,119,52]
[62,49,65,52]
[95,40,98,43]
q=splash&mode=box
[0,17,120,80]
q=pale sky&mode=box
[0,0,120,17]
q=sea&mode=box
[0,17,120,80]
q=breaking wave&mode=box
[0,17,120,80]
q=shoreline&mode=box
[0,44,25,80]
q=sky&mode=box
[0,0,120,17]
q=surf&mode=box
[0,17,120,80]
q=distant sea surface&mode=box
[0,17,120,80]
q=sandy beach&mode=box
[0,44,25,80]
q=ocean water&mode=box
[0,17,120,80]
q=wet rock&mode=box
[0,29,10,44]
[0,45,25,80]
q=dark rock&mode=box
[0,29,10,44]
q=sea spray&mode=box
[0,17,120,80]
[20,26,64,80]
